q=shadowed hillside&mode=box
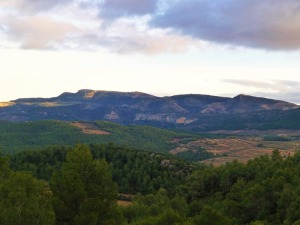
[0,90,299,130]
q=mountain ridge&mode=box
[0,89,299,130]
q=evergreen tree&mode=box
[50,144,118,225]
[0,158,54,225]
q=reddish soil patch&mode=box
[169,138,187,144]
[117,194,134,207]
[117,200,133,207]
[70,122,111,135]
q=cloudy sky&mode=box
[1,0,300,103]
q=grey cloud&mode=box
[223,79,300,103]
[1,2,195,54]
[76,30,195,54]
[9,0,300,53]
[251,92,300,104]
[100,0,159,19]
[223,79,273,89]
[223,90,300,104]
[223,79,300,92]
[274,80,300,88]
[19,0,72,12]
[152,0,300,50]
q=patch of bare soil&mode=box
[70,122,111,135]
[117,200,133,207]
[170,137,300,166]
[117,194,134,207]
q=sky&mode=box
[1,0,300,103]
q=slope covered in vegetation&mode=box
[10,144,195,195]
[6,143,300,224]
[0,120,194,154]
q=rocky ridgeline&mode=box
[0,90,299,130]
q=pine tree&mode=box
[50,144,118,225]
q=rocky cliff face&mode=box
[0,90,298,129]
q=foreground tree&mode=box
[50,144,118,225]
[0,156,54,225]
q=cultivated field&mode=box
[171,135,300,166]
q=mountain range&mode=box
[1,89,300,130]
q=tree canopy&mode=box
[50,144,119,225]
[0,156,55,225]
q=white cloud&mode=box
[0,0,72,12]
[5,16,79,49]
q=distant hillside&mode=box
[0,120,195,154]
[0,89,299,130]
[185,107,300,131]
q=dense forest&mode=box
[10,144,195,195]
[0,120,196,154]
[1,143,300,224]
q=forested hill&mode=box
[4,144,300,224]
[10,144,196,195]
[0,120,194,154]
[0,89,300,130]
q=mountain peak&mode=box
[233,94,264,101]
[234,94,251,98]
[229,94,298,112]
[233,94,294,104]
[57,90,156,100]
[1,90,299,124]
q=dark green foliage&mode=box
[121,189,187,225]
[0,120,193,154]
[50,144,118,225]
[10,146,68,180]
[0,120,85,154]
[8,141,300,224]
[10,144,195,195]
[0,155,11,180]
[91,143,194,194]
[176,150,300,225]
[263,135,291,141]
[186,109,300,131]
[193,206,233,225]
[0,157,55,225]
[93,121,191,153]
[176,148,214,161]
[119,150,300,224]
[1,145,121,225]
